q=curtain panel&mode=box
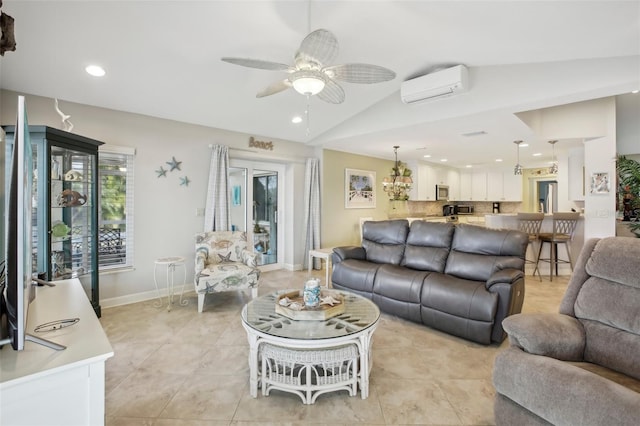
[204,144,230,231]
[303,158,321,269]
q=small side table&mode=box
[308,248,334,288]
[153,256,187,311]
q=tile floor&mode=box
[101,269,569,426]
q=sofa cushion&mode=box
[371,264,428,323]
[585,237,640,288]
[494,347,640,426]
[362,219,408,265]
[575,277,640,336]
[581,319,640,382]
[421,272,498,322]
[445,224,526,281]
[331,258,380,295]
[402,221,454,272]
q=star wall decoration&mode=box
[155,166,167,177]
[180,176,191,186]
[166,156,182,171]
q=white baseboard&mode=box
[101,288,193,309]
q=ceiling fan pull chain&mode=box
[305,94,311,136]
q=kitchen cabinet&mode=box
[408,162,436,200]
[446,169,460,201]
[487,171,522,201]
[459,172,472,200]
[460,170,522,202]
[471,171,488,201]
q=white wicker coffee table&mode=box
[241,289,380,404]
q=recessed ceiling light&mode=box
[440,159,448,162]
[465,165,472,168]
[496,159,503,162]
[423,154,431,158]
[533,152,542,157]
[632,90,639,94]
[85,65,105,77]
[520,143,529,147]
[291,116,302,124]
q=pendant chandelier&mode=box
[513,140,523,175]
[548,140,558,174]
[382,146,413,200]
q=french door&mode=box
[229,159,284,270]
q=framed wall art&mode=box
[590,172,610,194]
[345,168,376,209]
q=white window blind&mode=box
[98,145,135,270]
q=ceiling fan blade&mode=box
[295,29,338,68]
[317,79,345,104]
[256,80,291,98]
[221,57,290,71]
[324,63,396,83]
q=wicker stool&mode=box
[260,343,359,404]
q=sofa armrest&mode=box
[195,247,208,274]
[485,268,523,289]
[503,313,586,361]
[240,249,258,267]
[332,246,366,264]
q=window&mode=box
[98,146,135,270]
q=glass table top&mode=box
[241,289,380,340]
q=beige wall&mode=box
[321,149,393,247]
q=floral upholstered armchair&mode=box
[194,231,260,313]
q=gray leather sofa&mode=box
[331,219,528,344]
[493,236,640,425]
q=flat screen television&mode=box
[1,96,64,351]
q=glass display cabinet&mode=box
[4,126,104,316]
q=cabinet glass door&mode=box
[49,147,95,282]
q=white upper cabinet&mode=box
[407,162,458,201]
[408,162,435,200]
[460,172,472,201]
[446,169,460,201]
[488,171,522,201]
[471,171,488,201]
[460,170,522,201]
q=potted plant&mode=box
[617,155,640,237]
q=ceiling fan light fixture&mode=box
[290,70,326,95]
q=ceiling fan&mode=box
[221,29,396,104]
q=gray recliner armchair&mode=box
[493,236,640,425]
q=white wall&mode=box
[616,93,640,155]
[1,90,316,306]
[520,97,618,239]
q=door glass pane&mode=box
[229,167,247,232]
[253,170,277,265]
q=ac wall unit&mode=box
[400,65,469,104]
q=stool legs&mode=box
[535,241,573,282]
[528,240,542,281]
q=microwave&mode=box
[435,185,449,201]
[456,205,474,215]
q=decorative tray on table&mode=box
[275,290,345,321]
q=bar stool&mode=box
[517,212,544,281]
[535,212,580,281]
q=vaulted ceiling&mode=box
[1,1,639,167]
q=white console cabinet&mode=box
[0,279,114,425]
